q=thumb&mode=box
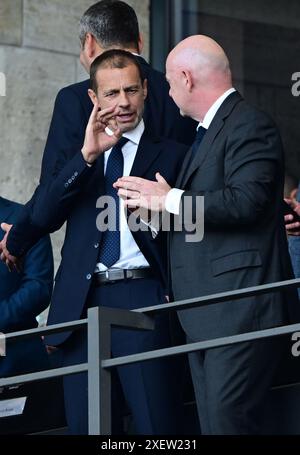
[155,172,166,184]
[113,128,122,142]
[1,223,11,233]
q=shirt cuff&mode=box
[165,188,185,215]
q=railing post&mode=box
[87,307,111,435]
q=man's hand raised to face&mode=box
[81,102,123,164]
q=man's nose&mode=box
[119,91,130,107]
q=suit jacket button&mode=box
[64,183,68,188]
[86,274,92,280]
[74,172,78,177]
[94,243,99,248]
[68,179,72,184]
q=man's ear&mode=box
[142,78,148,100]
[85,33,100,59]
[88,89,98,106]
[182,70,193,92]
[137,33,144,55]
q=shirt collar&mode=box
[198,88,236,131]
[122,119,145,146]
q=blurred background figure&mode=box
[284,174,300,299]
[0,196,53,377]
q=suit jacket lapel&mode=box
[130,132,161,178]
[177,92,243,189]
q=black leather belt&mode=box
[93,268,154,286]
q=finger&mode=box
[114,181,141,191]
[116,176,142,185]
[124,197,150,210]
[113,129,122,141]
[284,214,294,223]
[155,172,167,184]
[118,189,140,199]
[97,111,115,124]
[5,258,13,273]
[287,230,300,236]
[93,121,104,131]
[89,101,100,124]
[0,248,10,261]
[1,222,11,233]
[123,198,141,208]
[97,105,118,122]
[106,116,118,131]
[286,221,300,230]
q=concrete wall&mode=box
[0,0,150,279]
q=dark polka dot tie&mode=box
[98,137,129,268]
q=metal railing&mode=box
[1,277,300,435]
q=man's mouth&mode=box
[117,112,135,122]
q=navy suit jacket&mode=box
[28,133,187,346]
[0,197,53,376]
[7,56,196,257]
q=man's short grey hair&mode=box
[79,1,140,50]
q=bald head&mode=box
[166,35,233,120]
[168,35,231,89]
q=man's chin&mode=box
[117,120,139,133]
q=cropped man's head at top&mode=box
[79,1,143,72]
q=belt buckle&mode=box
[105,269,125,283]
[125,270,134,281]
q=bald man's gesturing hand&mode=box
[114,173,171,212]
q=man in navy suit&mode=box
[21,50,188,435]
[0,196,53,378]
[0,0,196,262]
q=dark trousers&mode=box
[188,335,284,434]
[62,277,183,435]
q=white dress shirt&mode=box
[95,120,150,272]
[165,88,236,215]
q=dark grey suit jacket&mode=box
[170,91,300,342]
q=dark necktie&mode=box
[190,126,207,161]
[98,136,129,268]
